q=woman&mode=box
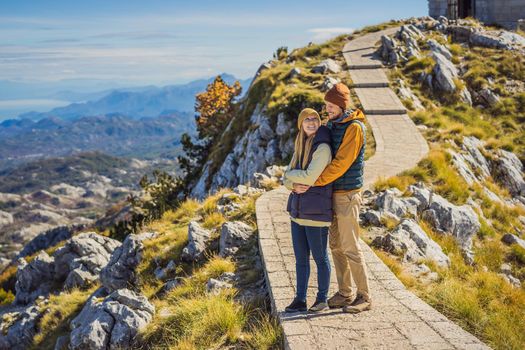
[283,107,333,313]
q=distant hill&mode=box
[0,112,194,171]
[0,151,139,194]
[17,74,252,121]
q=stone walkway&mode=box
[255,27,490,350]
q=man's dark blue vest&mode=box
[327,116,366,191]
[286,126,333,223]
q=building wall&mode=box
[477,0,525,29]
[428,0,448,18]
[429,0,525,29]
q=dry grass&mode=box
[30,286,98,349]
[137,256,281,349]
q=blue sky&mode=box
[0,0,427,86]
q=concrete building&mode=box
[428,0,525,29]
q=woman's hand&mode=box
[293,183,311,194]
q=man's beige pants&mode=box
[329,189,371,300]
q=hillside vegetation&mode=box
[366,17,525,349]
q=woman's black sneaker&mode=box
[308,299,328,313]
[285,298,307,313]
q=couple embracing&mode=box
[283,83,371,314]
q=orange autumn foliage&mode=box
[195,76,241,139]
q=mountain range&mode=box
[9,74,252,121]
[0,73,252,171]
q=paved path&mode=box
[345,27,407,115]
[256,27,490,350]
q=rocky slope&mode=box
[0,174,281,349]
[0,151,180,262]
[358,17,525,349]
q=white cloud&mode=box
[308,27,354,42]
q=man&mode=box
[293,83,371,313]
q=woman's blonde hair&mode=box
[290,108,320,170]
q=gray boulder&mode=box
[461,136,491,179]
[361,210,382,227]
[69,288,154,350]
[499,263,521,288]
[206,272,237,295]
[470,30,525,50]
[375,188,420,219]
[427,39,452,60]
[0,303,45,349]
[288,67,301,78]
[265,139,279,164]
[53,232,121,289]
[459,87,473,106]
[17,225,84,259]
[449,137,492,185]
[421,193,480,261]
[491,150,525,197]
[396,79,424,110]
[478,88,500,106]
[407,183,433,211]
[448,149,478,185]
[431,52,458,93]
[380,35,404,64]
[407,183,479,262]
[100,234,144,292]
[154,260,177,281]
[181,221,212,262]
[233,185,262,197]
[501,233,525,250]
[321,76,341,91]
[255,114,275,141]
[311,59,342,74]
[14,251,55,305]
[220,221,254,257]
[372,219,450,267]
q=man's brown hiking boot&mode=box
[327,292,354,308]
[343,294,372,313]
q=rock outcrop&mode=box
[14,251,55,305]
[69,288,155,350]
[54,232,121,289]
[190,105,290,199]
[0,301,47,349]
[372,219,450,267]
[13,231,121,305]
[181,221,212,261]
[375,188,420,219]
[364,183,481,263]
[220,221,254,257]
[491,150,525,198]
[502,233,525,250]
[410,184,480,262]
[100,234,144,292]
[310,59,342,74]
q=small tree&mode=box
[177,76,241,192]
[273,46,288,60]
[109,169,182,240]
[194,76,241,140]
[177,132,207,192]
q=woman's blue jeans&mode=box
[290,221,331,302]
